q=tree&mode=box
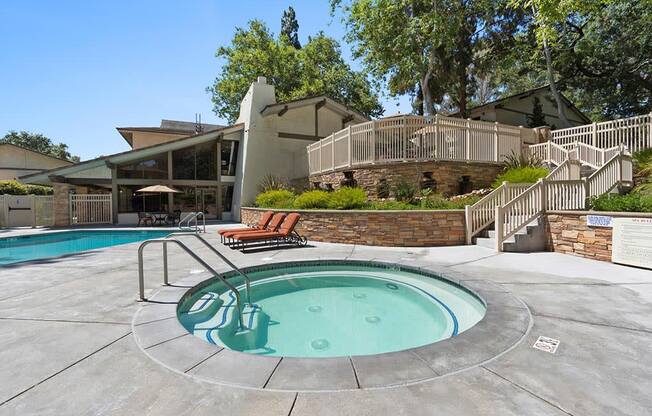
[1,130,80,162]
[527,96,546,127]
[280,6,301,49]
[208,19,383,122]
[331,0,524,117]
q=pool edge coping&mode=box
[131,259,532,393]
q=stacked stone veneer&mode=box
[241,207,465,247]
[544,211,652,262]
[309,160,504,198]
[53,183,75,227]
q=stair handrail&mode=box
[179,211,206,233]
[166,232,252,304]
[137,238,243,328]
[464,182,531,244]
[495,146,631,251]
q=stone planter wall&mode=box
[309,160,503,199]
[241,207,466,247]
[544,211,652,262]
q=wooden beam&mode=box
[278,132,324,141]
[341,114,355,128]
[277,105,289,117]
[315,99,327,110]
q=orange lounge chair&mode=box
[230,213,307,250]
[222,212,286,244]
[218,211,273,243]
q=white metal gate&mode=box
[70,194,112,225]
[0,195,54,228]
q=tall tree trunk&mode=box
[458,69,468,118]
[421,71,433,116]
[542,36,570,126]
[416,84,424,116]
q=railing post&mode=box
[501,181,509,204]
[371,120,376,163]
[402,115,408,160]
[495,205,503,252]
[547,140,552,163]
[464,205,472,245]
[434,114,439,158]
[494,122,499,162]
[347,125,352,168]
[592,122,597,147]
[465,119,471,160]
[162,241,169,285]
[538,178,546,212]
[331,135,335,172]
[318,140,322,173]
[648,112,652,149]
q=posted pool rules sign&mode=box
[612,217,652,270]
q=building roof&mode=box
[462,85,592,124]
[116,119,225,146]
[21,123,244,184]
[260,95,370,122]
[0,142,76,165]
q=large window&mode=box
[117,154,168,179]
[221,141,239,176]
[118,185,168,213]
[222,185,234,212]
[172,141,218,180]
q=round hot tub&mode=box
[177,262,486,358]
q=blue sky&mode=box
[0,1,411,161]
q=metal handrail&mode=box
[137,238,243,328]
[178,211,206,233]
[166,232,252,304]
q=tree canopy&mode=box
[281,6,301,49]
[1,130,80,163]
[330,0,650,121]
[208,16,383,123]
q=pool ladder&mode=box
[178,211,206,233]
[137,233,251,328]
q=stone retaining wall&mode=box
[544,211,652,262]
[309,160,503,199]
[241,207,466,247]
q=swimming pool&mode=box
[178,262,486,358]
[0,230,171,265]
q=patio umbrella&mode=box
[135,185,180,212]
[135,185,181,194]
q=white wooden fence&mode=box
[308,115,531,175]
[551,113,652,153]
[70,194,112,225]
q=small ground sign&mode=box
[586,215,613,228]
[533,336,560,354]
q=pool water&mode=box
[179,263,485,358]
[0,230,171,265]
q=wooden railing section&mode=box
[551,113,652,153]
[308,115,532,175]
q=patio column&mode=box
[52,182,75,227]
[111,166,118,224]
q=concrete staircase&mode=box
[473,218,546,252]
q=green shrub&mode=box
[257,174,288,193]
[328,187,367,209]
[419,193,454,209]
[293,190,331,209]
[492,167,549,188]
[502,150,543,169]
[589,193,652,212]
[0,180,53,195]
[255,189,296,208]
[366,200,418,210]
[393,178,418,202]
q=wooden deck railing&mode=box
[551,113,652,153]
[308,115,531,175]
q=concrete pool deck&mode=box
[0,224,651,415]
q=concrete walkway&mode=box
[0,225,650,415]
